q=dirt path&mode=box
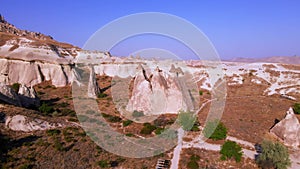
[170,133,257,169]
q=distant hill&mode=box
[228,56,300,65]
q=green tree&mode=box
[178,110,196,131]
[203,120,227,140]
[256,140,291,169]
[220,141,243,162]
[293,103,300,114]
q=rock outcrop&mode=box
[0,82,21,106]
[5,115,62,132]
[18,84,40,107]
[87,66,100,98]
[126,66,187,115]
[270,107,300,148]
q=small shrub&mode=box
[220,141,243,162]
[203,120,227,140]
[57,102,69,108]
[132,110,144,117]
[187,154,200,169]
[122,120,133,127]
[11,83,20,92]
[140,123,157,135]
[125,133,134,137]
[178,110,196,131]
[155,128,164,135]
[39,102,55,115]
[191,122,200,132]
[190,154,200,161]
[256,140,291,169]
[53,139,65,152]
[199,90,203,95]
[37,91,45,95]
[187,160,199,169]
[97,160,109,168]
[98,93,108,98]
[293,103,300,114]
[46,129,61,136]
[102,113,122,123]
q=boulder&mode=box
[0,82,21,106]
[270,107,300,147]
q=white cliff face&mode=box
[5,115,62,132]
[0,58,80,87]
[270,107,300,148]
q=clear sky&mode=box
[1,0,300,60]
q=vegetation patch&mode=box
[203,120,227,140]
[178,110,196,131]
[220,141,243,162]
[256,140,291,169]
[39,102,55,115]
[122,120,133,127]
[140,123,157,135]
[293,103,300,114]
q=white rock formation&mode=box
[126,66,187,115]
[270,107,300,148]
[5,115,62,132]
[18,84,40,107]
[0,82,21,106]
[87,66,100,98]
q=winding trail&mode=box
[170,132,257,169]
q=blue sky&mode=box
[1,0,300,60]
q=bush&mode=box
[293,103,300,114]
[140,123,157,135]
[178,110,196,131]
[220,141,243,162]
[102,113,122,123]
[39,102,55,115]
[256,140,291,169]
[132,110,144,117]
[199,90,203,95]
[187,160,199,169]
[46,129,61,136]
[11,83,20,92]
[203,120,227,140]
[154,127,164,135]
[122,120,133,127]
[97,160,109,168]
[187,154,200,169]
[98,93,108,98]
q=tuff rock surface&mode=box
[270,107,300,147]
[5,114,62,132]
[126,66,188,115]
